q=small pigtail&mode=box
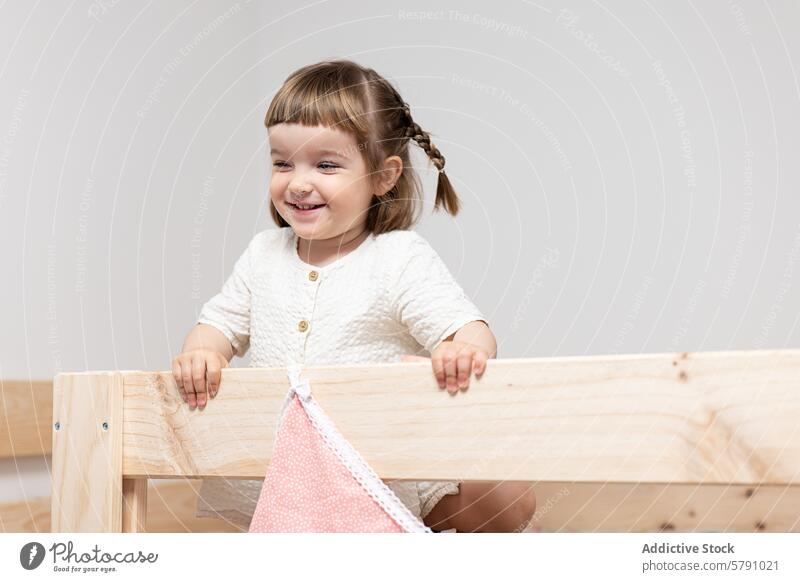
[400,103,461,216]
[435,167,459,215]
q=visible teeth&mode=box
[295,203,320,210]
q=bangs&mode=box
[265,65,372,139]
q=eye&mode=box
[272,161,290,169]
[318,161,339,171]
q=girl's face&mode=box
[268,123,378,243]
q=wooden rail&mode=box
[0,482,242,533]
[0,380,52,458]
[47,349,800,532]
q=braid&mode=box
[399,102,459,215]
[371,72,461,215]
[380,78,447,173]
[404,121,445,173]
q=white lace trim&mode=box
[282,364,432,533]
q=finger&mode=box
[172,360,183,388]
[172,361,187,403]
[181,360,196,410]
[473,352,488,378]
[444,354,458,394]
[457,352,472,390]
[207,359,221,399]
[192,356,208,409]
[431,352,446,389]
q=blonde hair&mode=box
[265,59,461,234]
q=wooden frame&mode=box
[0,379,240,533]
[48,349,800,533]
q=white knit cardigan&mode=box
[194,226,488,529]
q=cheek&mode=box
[324,176,369,205]
[269,176,286,199]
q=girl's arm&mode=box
[172,324,236,409]
[432,320,496,392]
[181,323,236,362]
[447,320,497,358]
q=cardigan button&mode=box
[298,320,309,332]
[308,270,319,282]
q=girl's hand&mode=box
[171,349,229,410]
[402,341,489,394]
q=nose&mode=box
[288,174,313,199]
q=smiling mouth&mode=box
[287,202,327,210]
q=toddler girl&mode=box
[172,59,535,532]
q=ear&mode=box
[376,155,403,195]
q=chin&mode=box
[291,224,328,239]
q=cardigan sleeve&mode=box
[197,238,255,358]
[392,233,488,355]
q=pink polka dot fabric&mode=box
[248,393,427,533]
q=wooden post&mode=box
[122,478,148,532]
[51,372,123,532]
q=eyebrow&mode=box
[270,147,349,159]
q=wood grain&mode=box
[51,372,123,532]
[117,350,800,484]
[1,480,242,533]
[530,482,800,532]
[0,380,52,458]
